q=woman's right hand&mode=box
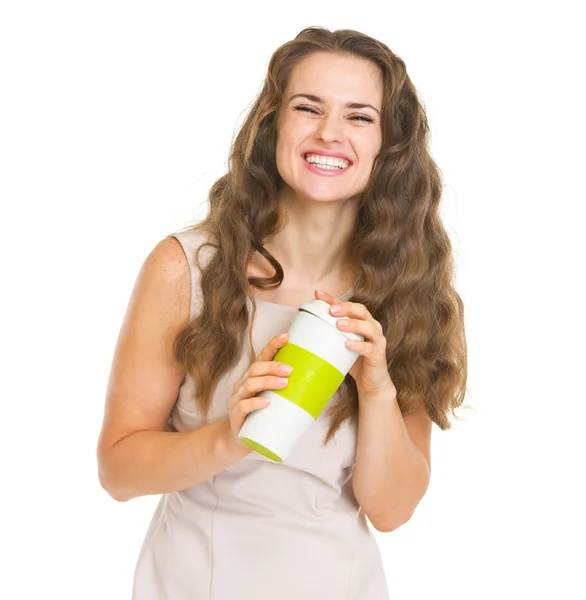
[226,332,292,455]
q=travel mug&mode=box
[238,298,364,462]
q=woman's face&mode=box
[275,52,383,205]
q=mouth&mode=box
[302,152,353,174]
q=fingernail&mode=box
[281,365,293,374]
[278,378,288,386]
[330,305,341,314]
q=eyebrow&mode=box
[288,93,380,116]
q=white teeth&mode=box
[304,153,350,169]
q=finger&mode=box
[232,358,290,407]
[242,374,289,397]
[237,395,271,418]
[248,360,293,378]
[256,332,288,362]
[336,318,379,341]
[329,300,372,321]
[315,289,336,304]
[346,338,382,360]
[345,338,366,354]
[230,382,247,408]
[236,333,289,395]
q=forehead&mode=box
[286,52,383,107]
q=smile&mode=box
[302,153,353,177]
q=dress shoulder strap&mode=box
[169,227,216,321]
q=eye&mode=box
[293,106,319,115]
[351,115,374,123]
[293,106,374,123]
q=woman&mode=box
[97,26,467,600]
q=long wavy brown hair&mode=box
[174,26,468,446]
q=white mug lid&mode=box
[298,299,364,341]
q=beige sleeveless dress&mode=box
[132,228,390,599]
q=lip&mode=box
[301,149,354,165]
[302,155,352,177]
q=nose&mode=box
[315,112,345,144]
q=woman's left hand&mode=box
[315,290,396,400]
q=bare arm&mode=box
[96,236,246,502]
[353,387,432,532]
[99,421,245,502]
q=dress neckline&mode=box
[253,286,354,310]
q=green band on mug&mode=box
[270,342,344,419]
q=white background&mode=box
[1,1,584,598]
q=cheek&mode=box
[362,134,382,165]
[279,116,313,143]
[275,123,298,176]
[276,120,313,167]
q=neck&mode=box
[263,187,359,287]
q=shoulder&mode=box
[156,227,219,321]
[124,236,192,332]
[169,226,217,272]
[143,235,191,288]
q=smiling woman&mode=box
[275,52,383,201]
[97,25,467,600]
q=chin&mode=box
[308,188,360,203]
[296,191,345,204]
